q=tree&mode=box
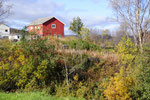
[80,27,90,40]
[0,0,12,22]
[20,26,28,41]
[69,17,84,36]
[113,22,131,45]
[89,28,101,43]
[101,29,111,40]
[100,29,112,47]
[109,0,150,53]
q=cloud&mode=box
[5,0,65,28]
[91,0,100,3]
[66,8,88,13]
[82,16,107,27]
[77,15,118,30]
[91,0,107,4]
[4,0,118,35]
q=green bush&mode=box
[0,39,65,91]
[130,51,150,100]
[0,39,99,93]
[62,39,101,51]
[0,39,13,59]
[55,79,103,100]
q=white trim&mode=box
[52,17,66,25]
[58,34,61,38]
[52,24,56,29]
[28,16,66,26]
[53,34,57,37]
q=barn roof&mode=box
[29,16,65,25]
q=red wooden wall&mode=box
[43,18,64,37]
[28,18,64,38]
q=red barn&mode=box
[28,16,65,38]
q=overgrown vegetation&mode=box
[62,38,101,51]
[0,36,150,100]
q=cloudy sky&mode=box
[5,0,119,35]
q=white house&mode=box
[0,23,22,41]
[0,23,10,38]
[8,34,22,41]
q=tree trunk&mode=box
[133,35,138,46]
[138,32,143,53]
[64,59,69,86]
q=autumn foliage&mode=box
[0,37,150,99]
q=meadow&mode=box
[0,92,84,100]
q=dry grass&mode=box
[57,49,119,62]
[45,37,119,62]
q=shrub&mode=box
[104,37,138,100]
[115,37,137,67]
[104,67,133,100]
[130,51,150,100]
[0,39,13,59]
[55,77,103,100]
[0,39,65,91]
[62,39,101,51]
[0,38,100,93]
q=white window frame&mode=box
[52,24,56,29]
[53,34,57,37]
[58,34,61,38]
[31,27,33,30]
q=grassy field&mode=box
[0,92,85,100]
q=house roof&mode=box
[29,16,65,26]
[0,23,10,28]
[10,28,22,35]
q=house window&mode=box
[58,34,61,38]
[31,27,33,30]
[53,34,57,37]
[52,24,56,29]
[35,26,37,29]
[5,29,8,32]
[38,26,40,29]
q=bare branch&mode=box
[109,0,150,52]
[0,0,12,22]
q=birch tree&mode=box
[109,0,150,53]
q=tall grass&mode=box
[0,92,85,100]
